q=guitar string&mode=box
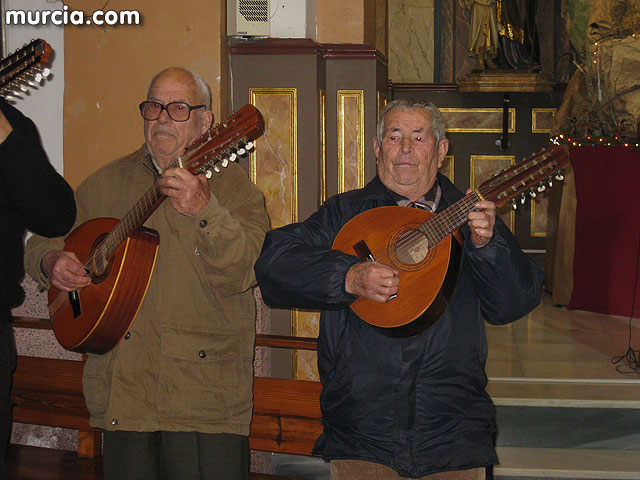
[366,153,564,266]
[49,111,257,316]
[87,117,252,272]
[391,193,480,254]
[368,193,482,266]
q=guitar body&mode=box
[44,104,263,355]
[48,218,160,354]
[332,206,451,328]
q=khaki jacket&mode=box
[25,146,270,435]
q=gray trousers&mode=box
[103,430,249,480]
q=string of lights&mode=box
[550,134,640,148]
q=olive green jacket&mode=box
[24,146,270,435]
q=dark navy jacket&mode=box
[255,174,543,477]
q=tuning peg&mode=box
[529,189,537,198]
[221,158,229,168]
[520,193,526,205]
[245,141,254,150]
[41,67,51,78]
[34,73,43,82]
[236,147,246,155]
[510,199,518,210]
[229,153,237,162]
[537,183,546,193]
[213,165,221,173]
[555,171,565,181]
[205,170,213,179]
[547,178,553,187]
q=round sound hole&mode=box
[388,223,435,272]
[89,234,112,283]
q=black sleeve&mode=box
[464,219,544,325]
[255,197,360,311]
[0,101,76,237]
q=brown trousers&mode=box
[331,460,486,480]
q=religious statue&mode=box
[460,0,540,71]
[459,0,499,71]
[497,0,540,70]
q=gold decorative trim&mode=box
[292,308,300,379]
[377,90,387,121]
[249,88,298,225]
[530,200,547,237]
[442,155,454,182]
[532,108,556,134]
[337,90,365,193]
[291,308,321,380]
[440,108,516,133]
[470,155,515,231]
[319,89,327,204]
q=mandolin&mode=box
[48,104,264,354]
[333,144,569,328]
[0,39,52,100]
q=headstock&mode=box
[478,144,570,210]
[178,104,264,177]
[0,39,52,101]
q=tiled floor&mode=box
[486,292,640,408]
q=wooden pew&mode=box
[8,325,322,480]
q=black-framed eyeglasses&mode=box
[139,101,206,122]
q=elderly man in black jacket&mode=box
[255,99,543,479]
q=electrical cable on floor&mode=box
[611,231,640,374]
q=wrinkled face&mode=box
[374,108,448,200]
[143,70,212,170]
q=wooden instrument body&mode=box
[332,145,569,329]
[332,206,451,328]
[48,218,159,354]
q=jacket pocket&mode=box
[158,325,243,420]
[82,355,111,417]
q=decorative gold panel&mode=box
[441,155,454,182]
[377,90,387,121]
[440,108,515,133]
[319,89,327,204]
[470,155,515,231]
[531,193,549,237]
[532,108,557,134]
[337,90,365,193]
[293,309,320,381]
[249,88,298,228]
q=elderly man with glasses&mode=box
[24,67,270,480]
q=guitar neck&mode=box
[90,157,181,271]
[98,183,166,263]
[417,144,569,246]
[418,191,483,245]
[85,103,264,274]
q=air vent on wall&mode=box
[227,0,270,37]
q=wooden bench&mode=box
[8,320,322,480]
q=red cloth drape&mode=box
[568,145,640,318]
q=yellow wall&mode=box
[316,0,384,51]
[317,1,364,43]
[64,0,227,189]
